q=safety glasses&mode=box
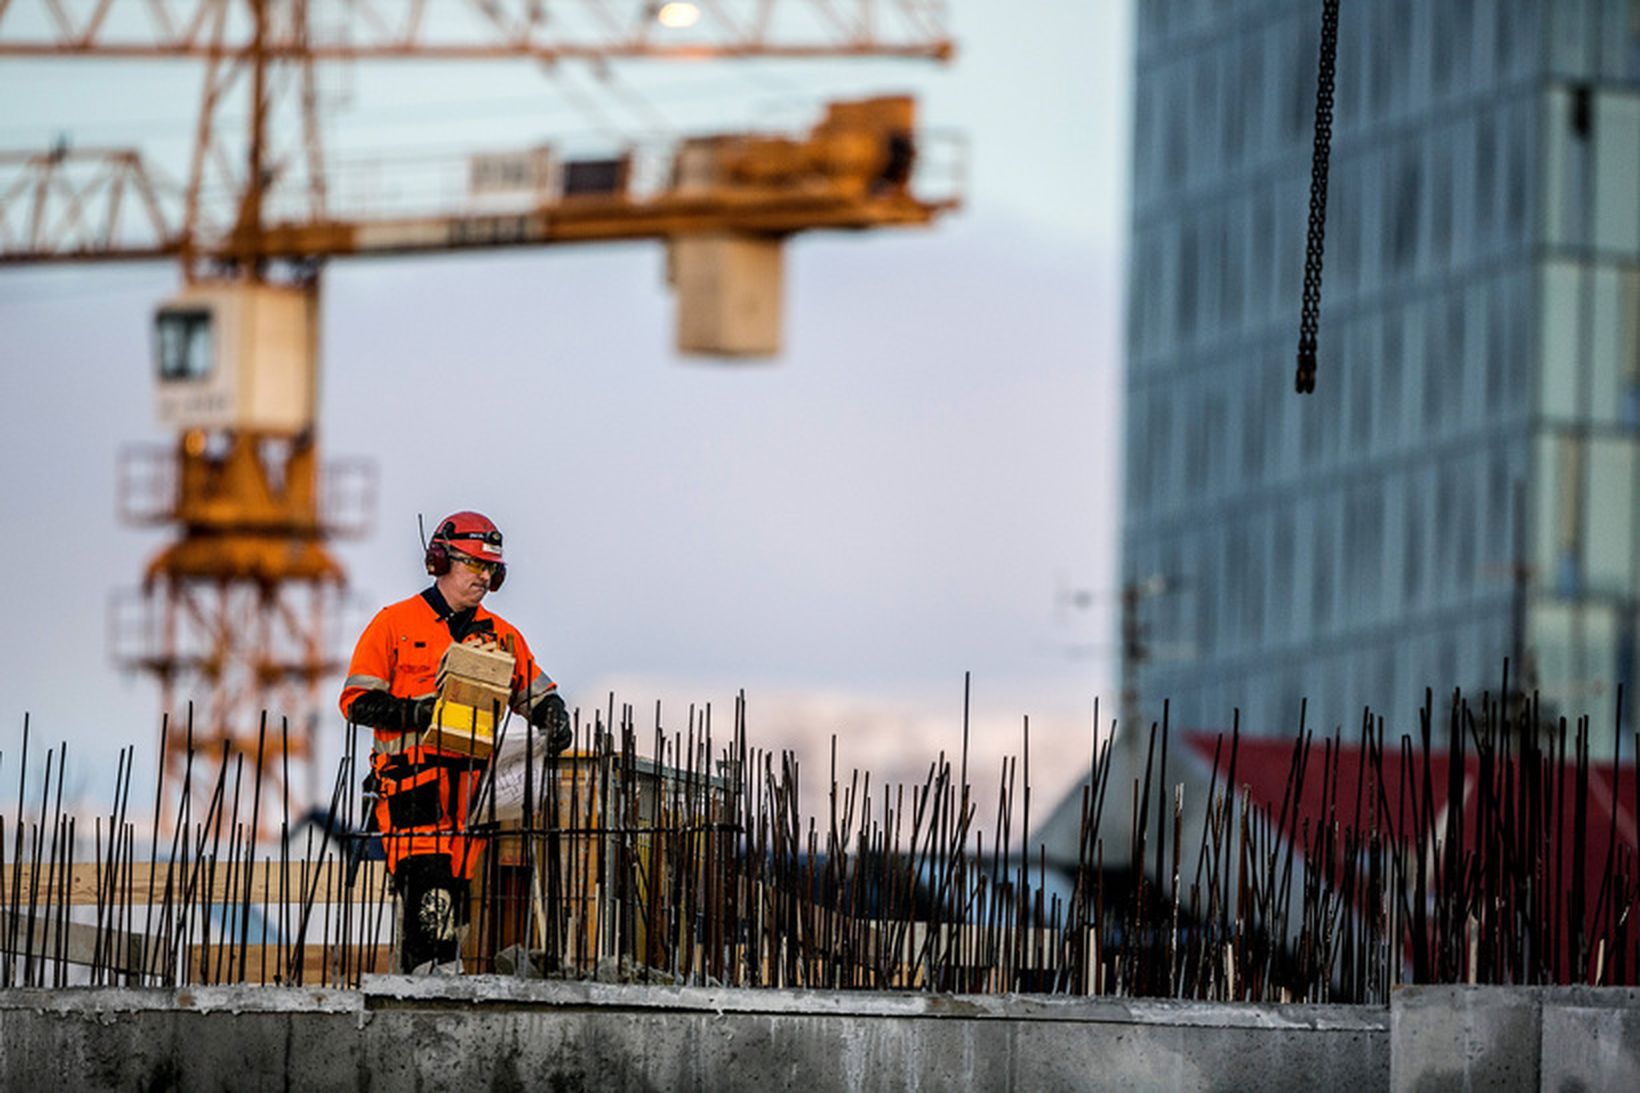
[452,554,500,576]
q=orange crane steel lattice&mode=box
[0,0,960,824]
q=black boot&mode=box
[393,854,469,973]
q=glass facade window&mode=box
[1590,269,1635,424]
[1586,438,1637,592]
[1540,262,1582,419]
[1593,94,1640,252]
[1474,117,1498,244]
[1429,129,1455,273]
[1389,149,1421,275]
[1380,313,1403,444]
[1550,0,1599,79]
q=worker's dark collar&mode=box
[421,585,480,641]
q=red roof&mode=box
[1182,728,1640,980]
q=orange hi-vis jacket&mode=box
[340,589,557,876]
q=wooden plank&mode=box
[0,913,392,983]
[186,943,392,985]
[0,860,393,907]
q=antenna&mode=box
[417,512,428,552]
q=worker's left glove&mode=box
[530,693,573,755]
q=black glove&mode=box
[529,693,573,754]
[409,695,436,731]
[349,691,434,733]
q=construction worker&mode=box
[339,510,571,973]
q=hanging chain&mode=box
[1295,0,1341,395]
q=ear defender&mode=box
[425,519,456,576]
[424,540,451,576]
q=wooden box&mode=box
[420,641,515,759]
[436,641,514,691]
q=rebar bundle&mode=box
[0,681,1634,1003]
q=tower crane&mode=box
[0,0,960,820]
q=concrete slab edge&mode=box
[0,985,362,1015]
[358,975,1392,1031]
[0,977,1389,1031]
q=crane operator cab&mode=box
[152,282,317,434]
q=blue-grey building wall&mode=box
[1124,0,1640,744]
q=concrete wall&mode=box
[6,979,1638,1091]
[0,978,1386,1092]
[1391,986,1640,1092]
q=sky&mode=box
[0,1,1133,818]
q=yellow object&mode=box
[422,698,496,758]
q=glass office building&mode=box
[1123,0,1640,748]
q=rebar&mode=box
[0,679,1635,1001]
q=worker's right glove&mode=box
[530,693,573,755]
[348,691,435,734]
[408,695,436,731]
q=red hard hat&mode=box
[432,511,504,563]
